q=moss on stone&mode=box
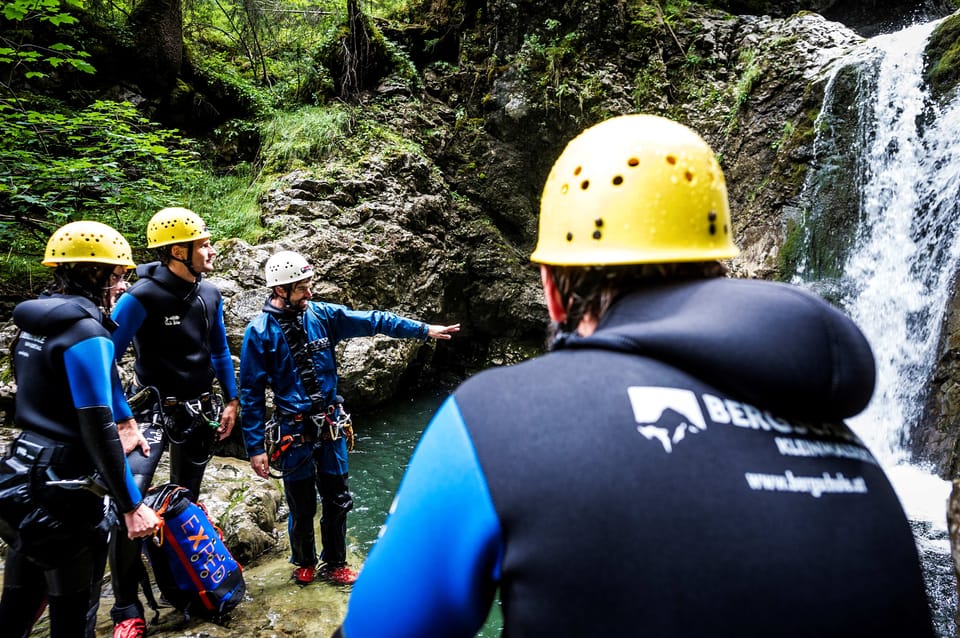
[925,13,960,101]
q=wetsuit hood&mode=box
[136,261,199,301]
[13,294,103,336]
[557,278,876,421]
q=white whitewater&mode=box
[795,19,959,635]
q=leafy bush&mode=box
[0,97,204,285]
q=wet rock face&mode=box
[821,0,956,37]
[950,481,960,626]
[708,0,955,37]
[198,457,284,565]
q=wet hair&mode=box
[546,261,727,344]
[45,262,114,308]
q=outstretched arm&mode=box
[427,323,461,340]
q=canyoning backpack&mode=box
[141,483,246,622]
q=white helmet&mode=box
[265,251,313,287]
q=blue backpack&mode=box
[142,483,246,622]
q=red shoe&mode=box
[320,564,358,585]
[113,617,146,638]
[294,566,316,585]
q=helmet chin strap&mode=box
[171,243,203,280]
[277,284,303,312]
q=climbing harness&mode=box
[163,392,224,467]
[320,400,355,451]
[127,385,222,466]
[264,412,316,479]
[264,397,354,478]
[0,431,106,568]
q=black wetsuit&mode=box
[0,295,141,638]
[339,277,935,638]
[107,262,237,623]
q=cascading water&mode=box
[792,19,959,637]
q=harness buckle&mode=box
[44,468,108,497]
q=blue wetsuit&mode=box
[0,294,142,638]
[240,297,426,568]
[338,278,934,638]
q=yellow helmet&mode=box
[530,114,739,266]
[146,207,210,248]
[42,221,135,268]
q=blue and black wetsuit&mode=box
[240,297,427,569]
[0,294,142,638]
[110,261,237,496]
[338,278,934,638]
[107,261,237,624]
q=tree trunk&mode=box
[128,0,184,97]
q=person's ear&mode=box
[540,265,567,324]
[273,285,287,299]
[170,244,187,261]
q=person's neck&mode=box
[270,295,302,314]
[576,314,598,337]
[167,260,197,283]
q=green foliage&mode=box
[1,0,94,81]
[515,19,583,113]
[184,0,348,107]
[258,104,353,173]
[725,47,760,132]
[925,13,960,101]
[189,47,277,114]
[168,161,267,244]
[0,97,202,258]
[771,119,795,151]
[258,101,424,175]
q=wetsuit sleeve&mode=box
[110,364,133,422]
[324,305,428,342]
[339,396,502,638]
[109,291,147,360]
[239,324,269,457]
[63,336,142,512]
[211,298,239,400]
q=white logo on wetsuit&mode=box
[627,386,864,456]
[17,332,45,354]
[164,315,182,326]
[626,387,706,453]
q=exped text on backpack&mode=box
[142,483,246,621]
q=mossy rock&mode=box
[926,13,960,102]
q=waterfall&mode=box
[793,19,959,636]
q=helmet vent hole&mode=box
[561,183,569,195]
[612,175,624,186]
[666,155,677,165]
[685,171,694,182]
[709,224,717,235]
[580,180,590,191]
[574,166,583,176]
[627,157,639,167]
[594,218,604,228]
[592,231,602,240]
[566,232,574,242]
